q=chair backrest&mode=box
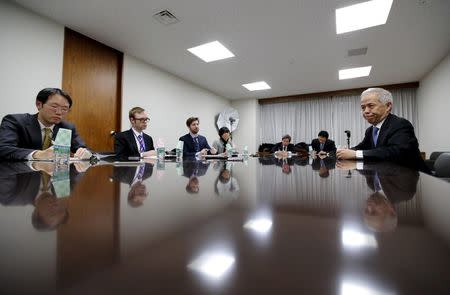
[429,151,450,161]
[434,153,450,177]
[258,143,275,153]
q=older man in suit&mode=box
[179,117,217,158]
[0,88,90,161]
[114,107,155,160]
[337,88,428,172]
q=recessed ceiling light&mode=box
[187,41,235,62]
[336,0,393,34]
[339,66,372,80]
[242,81,271,91]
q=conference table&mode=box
[1,156,449,294]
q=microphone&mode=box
[344,130,351,147]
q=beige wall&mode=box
[417,53,450,155]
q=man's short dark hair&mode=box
[282,134,291,142]
[318,131,329,139]
[186,117,199,127]
[36,88,73,108]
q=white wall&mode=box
[417,53,450,155]
[231,98,260,154]
[0,0,64,120]
[122,55,230,149]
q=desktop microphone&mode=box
[344,130,351,137]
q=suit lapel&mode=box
[127,129,139,154]
[376,114,392,147]
[29,114,43,148]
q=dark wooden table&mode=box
[1,157,449,294]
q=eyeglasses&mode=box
[133,117,150,123]
[45,103,70,114]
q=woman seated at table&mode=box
[212,127,235,154]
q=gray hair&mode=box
[361,88,393,104]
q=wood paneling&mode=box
[258,82,420,105]
[62,28,122,151]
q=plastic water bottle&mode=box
[156,138,165,161]
[53,144,70,166]
[243,145,249,156]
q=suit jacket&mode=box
[114,129,154,159]
[311,139,337,153]
[271,142,295,153]
[0,113,87,161]
[352,114,428,172]
[358,163,419,203]
[0,163,84,206]
[311,157,336,170]
[179,133,211,158]
[182,160,210,177]
[112,163,153,185]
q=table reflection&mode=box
[0,157,449,295]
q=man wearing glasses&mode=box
[0,88,91,161]
[114,107,155,159]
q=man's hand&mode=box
[73,161,91,173]
[199,148,209,156]
[74,147,92,160]
[32,161,55,175]
[142,150,156,157]
[336,160,357,170]
[336,148,356,160]
[33,147,54,160]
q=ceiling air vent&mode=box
[347,47,368,57]
[153,10,180,25]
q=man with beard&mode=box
[179,117,217,158]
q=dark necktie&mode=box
[372,126,379,147]
[194,137,200,152]
[320,143,324,150]
[373,172,382,192]
[42,128,52,150]
[137,135,145,152]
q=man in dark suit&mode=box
[183,160,210,194]
[0,88,90,161]
[311,130,336,155]
[114,107,155,160]
[337,88,428,172]
[271,134,296,153]
[359,163,419,232]
[112,163,154,207]
[179,117,217,158]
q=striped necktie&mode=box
[137,135,145,152]
[42,128,52,150]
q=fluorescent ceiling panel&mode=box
[339,66,372,80]
[242,81,271,91]
[336,0,393,34]
[187,41,235,62]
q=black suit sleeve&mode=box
[0,115,36,160]
[352,128,372,151]
[327,140,337,153]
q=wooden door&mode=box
[62,28,122,152]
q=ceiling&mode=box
[12,0,450,100]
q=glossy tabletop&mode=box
[1,156,450,295]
